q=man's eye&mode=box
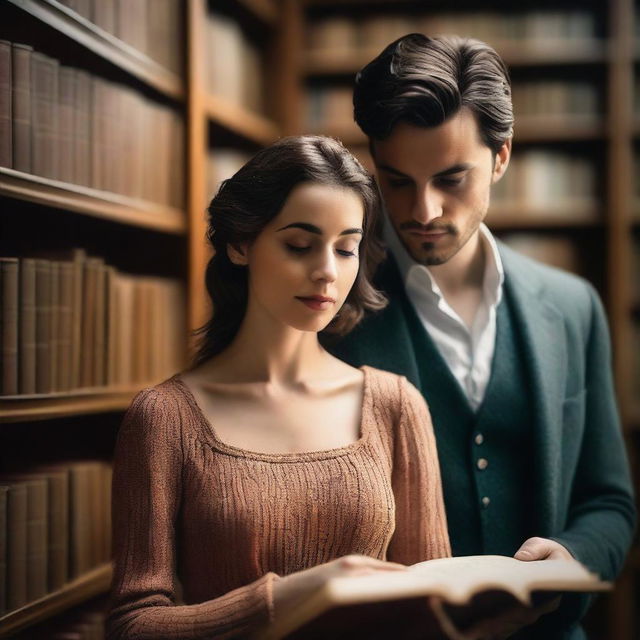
[286,244,310,254]
[437,177,463,187]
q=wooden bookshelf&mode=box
[236,0,278,26]
[205,94,280,146]
[5,0,184,99]
[0,388,145,423]
[0,564,112,638]
[0,168,187,234]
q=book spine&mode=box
[68,463,91,578]
[35,259,52,394]
[0,40,12,168]
[24,478,48,600]
[93,260,106,387]
[58,66,76,184]
[11,43,32,173]
[58,262,74,392]
[31,52,60,180]
[70,250,86,391]
[92,0,116,33]
[49,261,60,393]
[19,258,36,394]
[5,483,27,611]
[1,257,19,395]
[46,471,69,590]
[74,69,91,186]
[80,258,97,388]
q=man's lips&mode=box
[295,295,335,310]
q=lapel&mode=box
[498,243,566,533]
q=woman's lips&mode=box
[295,296,335,311]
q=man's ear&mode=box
[227,243,249,266]
[492,138,512,184]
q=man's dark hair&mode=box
[192,135,387,367]
[354,34,513,154]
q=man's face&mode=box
[372,109,510,266]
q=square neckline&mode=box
[172,365,373,462]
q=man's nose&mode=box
[413,184,443,225]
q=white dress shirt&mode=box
[383,218,504,411]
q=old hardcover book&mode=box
[68,462,92,578]
[80,257,99,388]
[11,43,33,172]
[92,260,106,387]
[31,52,59,179]
[73,69,91,186]
[1,257,19,396]
[34,259,52,394]
[31,466,70,591]
[19,258,36,394]
[0,39,11,168]
[58,66,75,184]
[92,0,116,34]
[259,556,611,640]
[49,260,60,393]
[1,475,49,601]
[2,482,27,611]
[58,261,74,392]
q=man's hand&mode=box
[514,536,574,562]
[432,538,573,640]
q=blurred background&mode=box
[0,0,637,638]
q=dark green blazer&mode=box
[331,242,636,637]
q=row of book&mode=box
[499,234,582,275]
[490,151,596,215]
[0,251,186,398]
[306,11,596,56]
[57,0,182,73]
[0,461,111,615]
[0,40,185,208]
[305,82,600,139]
[205,12,265,114]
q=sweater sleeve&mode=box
[106,387,277,640]
[386,376,451,565]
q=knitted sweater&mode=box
[106,366,451,640]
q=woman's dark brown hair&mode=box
[354,34,514,154]
[192,135,387,366]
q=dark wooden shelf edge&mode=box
[0,387,144,423]
[0,563,113,637]
[205,94,281,146]
[7,0,185,100]
[0,167,187,235]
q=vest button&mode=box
[482,496,490,508]
[474,433,484,445]
[477,458,488,470]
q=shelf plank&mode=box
[305,40,607,76]
[205,94,281,146]
[6,0,184,100]
[0,563,112,637]
[486,201,601,228]
[0,168,187,234]
[0,387,144,423]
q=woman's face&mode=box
[232,182,365,333]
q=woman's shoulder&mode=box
[123,375,191,427]
[361,365,416,409]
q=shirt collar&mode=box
[382,214,504,307]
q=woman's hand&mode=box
[273,554,408,619]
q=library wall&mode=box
[1,0,638,638]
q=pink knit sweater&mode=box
[107,366,451,639]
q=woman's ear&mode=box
[491,138,512,184]
[227,243,248,266]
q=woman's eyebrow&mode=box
[276,222,363,236]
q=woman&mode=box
[107,136,451,639]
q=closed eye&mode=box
[337,249,358,257]
[286,244,311,254]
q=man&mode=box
[331,34,636,639]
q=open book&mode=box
[259,555,610,640]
